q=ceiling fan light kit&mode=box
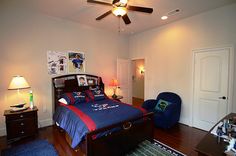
[87,0,153,25]
[112,7,127,16]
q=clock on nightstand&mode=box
[4,106,38,143]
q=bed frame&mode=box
[52,74,154,156]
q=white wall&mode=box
[129,4,236,125]
[0,2,129,136]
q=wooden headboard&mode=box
[52,74,104,111]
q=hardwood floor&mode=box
[132,97,144,107]
[0,124,206,156]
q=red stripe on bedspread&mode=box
[60,103,96,131]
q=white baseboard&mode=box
[179,117,190,126]
[0,127,6,137]
[0,118,53,137]
[38,118,53,128]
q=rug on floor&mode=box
[1,139,58,156]
[126,139,186,156]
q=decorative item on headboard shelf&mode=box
[8,75,30,111]
[109,79,119,98]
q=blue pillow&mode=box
[91,89,106,101]
[154,99,171,111]
[61,92,86,104]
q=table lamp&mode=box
[8,75,30,106]
[109,79,119,98]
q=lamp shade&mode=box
[8,76,30,90]
[109,79,119,87]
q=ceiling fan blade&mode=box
[122,14,131,25]
[96,10,112,20]
[112,0,120,4]
[127,5,153,13]
[87,0,112,6]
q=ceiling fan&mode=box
[87,0,153,25]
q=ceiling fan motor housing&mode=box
[88,0,153,25]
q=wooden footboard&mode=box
[85,112,154,156]
[62,112,153,156]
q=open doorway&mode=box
[131,59,145,107]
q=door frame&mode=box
[117,58,132,103]
[190,45,234,127]
[130,57,147,101]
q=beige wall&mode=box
[1,1,236,136]
[0,2,129,135]
[132,59,144,99]
[129,4,236,125]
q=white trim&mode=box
[0,127,6,136]
[190,45,234,127]
[179,117,190,126]
[130,57,147,101]
[38,118,53,128]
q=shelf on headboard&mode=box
[52,74,104,111]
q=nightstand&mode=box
[110,95,123,102]
[4,106,38,143]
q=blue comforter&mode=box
[53,99,145,148]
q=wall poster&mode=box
[68,51,85,73]
[47,50,85,75]
[47,51,67,75]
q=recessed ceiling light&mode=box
[161,16,168,20]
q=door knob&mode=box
[219,96,227,100]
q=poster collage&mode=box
[47,51,85,75]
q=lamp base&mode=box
[112,94,117,99]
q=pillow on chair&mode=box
[154,99,171,112]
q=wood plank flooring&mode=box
[132,97,144,107]
[0,124,206,156]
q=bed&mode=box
[52,74,153,156]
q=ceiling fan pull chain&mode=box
[118,17,121,33]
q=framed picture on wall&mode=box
[47,51,67,75]
[68,51,85,73]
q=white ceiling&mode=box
[5,0,236,34]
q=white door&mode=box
[117,58,131,104]
[193,48,230,131]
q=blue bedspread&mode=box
[53,99,145,148]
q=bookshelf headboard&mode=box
[52,74,104,111]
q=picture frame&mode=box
[77,75,88,86]
[47,51,67,75]
[68,51,85,73]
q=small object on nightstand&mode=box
[10,106,29,112]
[29,90,34,109]
[10,103,26,108]
[4,106,38,143]
[110,95,123,102]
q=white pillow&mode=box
[58,98,68,105]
